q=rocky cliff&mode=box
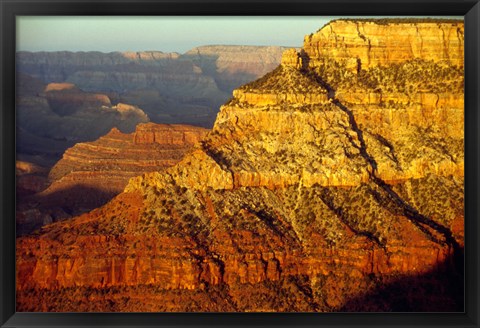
[303,19,464,70]
[16,19,464,312]
[16,123,208,235]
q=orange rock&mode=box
[16,19,464,312]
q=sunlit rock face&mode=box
[303,19,464,70]
[16,19,464,312]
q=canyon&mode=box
[16,123,208,236]
[15,45,287,237]
[16,19,464,312]
[16,46,287,170]
[16,74,150,167]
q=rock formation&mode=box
[16,74,150,166]
[182,45,289,92]
[16,123,208,235]
[303,19,464,70]
[16,19,464,312]
[16,46,288,127]
[16,46,287,170]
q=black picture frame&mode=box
[1,0,479,327]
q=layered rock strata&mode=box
[17,46,288,127]
[16,123,208,235]
[17,19,464,312]
[303,19,464,70]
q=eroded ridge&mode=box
[16,19,464,312]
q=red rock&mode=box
[16,19,464,312]
[17,123,208,233]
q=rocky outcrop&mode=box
[132,123,208,146]
[44,84,112,116]
[16,161,49,197]
[303,19,464,70]
[48,123,208,182]
[44,82,76,92]
[280,48,303,69]
[16,123,208,235]
[16,19,464,312]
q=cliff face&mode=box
[16,123,208,235]
[16,19,464,312]
[303,19,464,70]
[48,123,208,192]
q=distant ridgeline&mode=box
[16,46,289,127]
[17,19,464,312]
[15,46,288,167]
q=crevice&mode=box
[201,141,231,170]
[201,140,236,187]
[355,22,368,42]
[332,98,378,174]
[441,26,450,63]
[415,25,424,57]
[355,22,372,65]
[369,132,402,170]
[245,205,302,246]
[369,174,457,247]
[289,275,320,311]
[456,27,463,59]
[300,66,460,254]
[176,224,227,285]
[318,187,385,249]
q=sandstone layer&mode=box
[16,123,208,235]
[303,19,464,70]
[17,19,464,312]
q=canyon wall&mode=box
[16,46,287,169]
[16,19,464,312]
[183,45,290,91]
[17,46,287,127]
[303,19,464,70]
[16,123,208,235]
